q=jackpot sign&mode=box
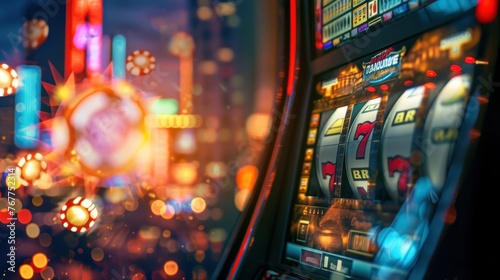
[362,46,406,86]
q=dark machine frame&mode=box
[214,1,500,279]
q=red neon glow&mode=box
[426,70,437,77]
[65,0,103,80]
[476,0,498,23]
[380,84,389,91]
[286,0,297,96]
[18,209,32,224]
[465,56,476,64]
[404,80,413,86]
[450,64,462,72]
[366,86,376,93]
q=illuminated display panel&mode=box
[65,0,103,81]
[285,20,483,279]
[314,0,435,57]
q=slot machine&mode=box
[214,0,500,279]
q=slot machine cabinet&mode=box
[214,1,500,279]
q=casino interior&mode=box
[1,1,500,280]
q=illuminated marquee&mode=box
[362,46,406,86]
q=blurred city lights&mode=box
[236,165,259,190]
[32,252,48,269]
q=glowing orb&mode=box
[52,83,148,177]
[126,50,156,76]
[60,197,98,233]
[0,63,19,97]
[16,153,47,186]
[20,19,49,49]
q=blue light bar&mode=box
[112,34,127,80]
[14,65,41,149]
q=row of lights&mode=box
[365,56,485,93]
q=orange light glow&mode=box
[163,260,179,276]
[19,264,34,279]
[171,162,198,185]
[190,197,207,214]
[246,113,272,140]
[477,96,489,105]
[32,253,48,269]
[150,200,166,216]
[0,209,13,224]
[424,82,436,89]
[161,205,176,220]
[236,165,259,190]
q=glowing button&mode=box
[60,197,98,233]
[16,153,48,186]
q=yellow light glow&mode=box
[37,173,53,190]
[171,162,198,185]
[0,68,11,88]
[56,85,73,101]
[235,189,252,211]
[21,159,42,181]
[150,200,166,216]
[190,197,207,214]
[66,205,90,227]
[19,264,34,279]
[5,173,21,189]
[105,188,127,203]
[146,114,203,128]
[115,81,136,97]
[32,252,48,269]
[246,113,272,140]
